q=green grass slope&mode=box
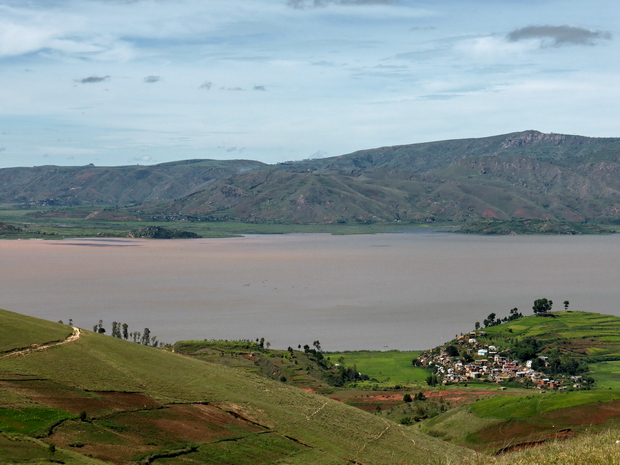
[0,308,73,353]
[0,309,469,464]
[481,311,620,360]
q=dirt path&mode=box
[0,327,81,359]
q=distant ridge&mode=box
[2,130,620,224]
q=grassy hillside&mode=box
[461,428,620,465]
[416,311,620,453]
[0,308,468,464]
[173,340,351,393]
[479,311,620,360]
[0,309,73,353]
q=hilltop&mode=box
[0,308,467,464]
[2,130,620,228]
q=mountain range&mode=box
[3,130,620,224]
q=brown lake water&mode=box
[1,233,619,350]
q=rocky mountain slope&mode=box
[0,159,265,206]
[3,130,620,224]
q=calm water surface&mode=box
[1,233,619,350]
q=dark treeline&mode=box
[60,319,165,347]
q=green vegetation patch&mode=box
[469,390,620,420]
[175,340,263,355]
[589,361,620,389]
[329,350,427,385]
[481,311,620,359]
[0,432,108,464]
[456,219,613,235]
[128,226,201,239]
[0,407,75,436]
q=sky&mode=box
[0,0,618,168]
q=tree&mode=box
[512,337,543,362]
[533,298,553,315]
[444,345,459,357]
[122,323,129,340]
[508,307,523,321]
[403,393,412,403]
[426,374,439,387]
[111,321,122,338]
[96,320,106,334]
[475,321,480,330]
[141,328,150,345]
[564,300,570,311]
[313,340,321,351]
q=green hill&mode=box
[0,308,467,464]
[478,310,620,360]
[415,311,620,453]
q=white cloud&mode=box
[0,20,59,57]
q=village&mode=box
[418,331,585,391]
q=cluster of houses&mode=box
[418,332,584,390]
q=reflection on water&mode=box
[1,233,620,350]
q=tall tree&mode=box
[141,328,151,345]
[122,323,129,340]
[111,322,122,338]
